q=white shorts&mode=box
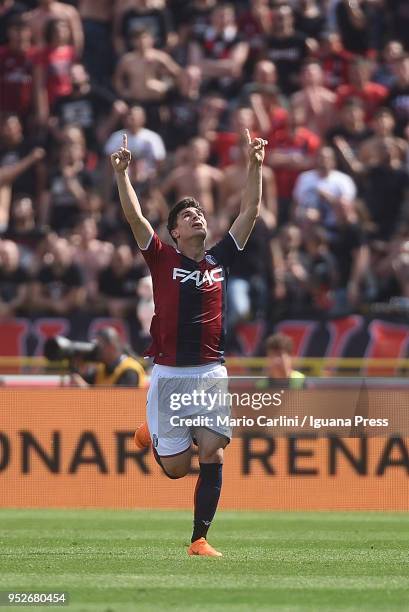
[146,362,231,457]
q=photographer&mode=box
[72,327,146,388]
[46,326,146,388]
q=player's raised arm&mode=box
[110,134,154,249]
[229,129,267,249]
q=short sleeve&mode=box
[342,175,357,201]
[208,232,242,269]
[151,133,166,161]
[139,232,165,271]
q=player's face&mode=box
[174,207,207,242]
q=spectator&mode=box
[293,146,358,233]
[197,92,226,143]
[97,244,146,318]
[113,26,181,104]
[335,0,371,55]
[259,333,306,387]
[212,106,256,168]
[33,18,76,121]
[327,97,373,176]
[272,223,311,315]
[302,225,338,311]
[78,0,114,85]
[0,16,37,120]
[168,20,194,68]
[25,0,83,57]
[69,216,113,302]
[0,0,408,352]
[359,107,407,169]
[244,61,288,138]
[362,139,409,241]
[318,32,354,91]
[113,0,173,55]
[336,58,388,121]
[41,137,94,232]
[103,105,166,197]
[263,4,313,95]
[174,0,216,37]
[161,137,222,215]
[388,0,409,51]
[242,59,279,99]
[327,211,370,312]
[0,0,27,46]
[373,39,404,89]
[2,194,47,269]
[0,239,29,317]
[237,0,273,65]
[160,65,202,151]
[189,3,249,97]
[0,114,45,231]
[268,102,321,225]
[291,60,337,137]
[387,54,409,137]
[51,63,116,153]
[294,0,326,41]
[31,236,86,315]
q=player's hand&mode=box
[110,134,131,174]
[245,129,267,166]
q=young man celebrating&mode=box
[111,130,266,557]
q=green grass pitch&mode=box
[1,509,409,611]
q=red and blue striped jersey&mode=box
[141,231,241,366]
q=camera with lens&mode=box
[44,335,100,363]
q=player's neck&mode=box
[177,239,206,262]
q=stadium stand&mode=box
[1,0,409,360]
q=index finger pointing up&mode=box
[122,133,128,149]
[244,128,251,145]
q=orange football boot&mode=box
[187,538,222,557]
[134,421,151,449]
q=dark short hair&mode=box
[265,333,294,354]
[44,18,70,45]
[7,15,28,30]
[341,96,364,110]
[167,197,205,243]
[374,106,393,119]
[130,25,150,38]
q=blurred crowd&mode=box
[1,0,409,353]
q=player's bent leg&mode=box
[155,446,192,479]
[187,428,228,557]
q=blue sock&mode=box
[191,463,222,543]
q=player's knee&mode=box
[199,447,224,464]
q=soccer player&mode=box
[110,130,266,557]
